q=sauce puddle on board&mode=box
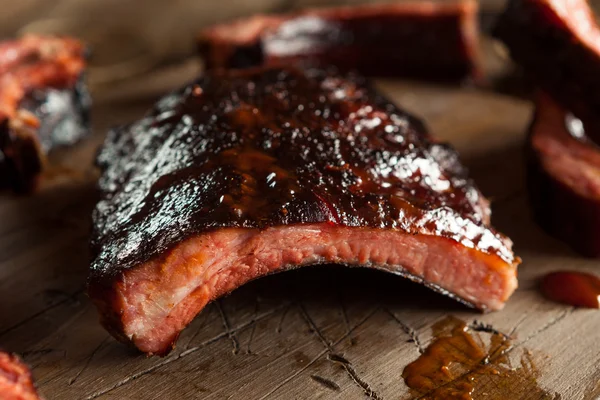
[541,271,600,308]
[402,317,557,400]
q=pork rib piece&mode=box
[528,94,600,256]
[0,352,41,400]
[89,66,519,355]
[0,35,90,193]
[494,0,600,143]
[198,1,480,81]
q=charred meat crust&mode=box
[494,0,600,144]
[0,75,91,192]
[89,66,518,354]
[198,1,481,81]
[91,66,514,281]
[0,35,90,193]
[528,95,600,257]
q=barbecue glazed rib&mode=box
[89,66,519,355]
[198,1,480,81]
[0,352,41,400]
[528,95,600,256]
[494,0,600,144]
[0,35,90,192]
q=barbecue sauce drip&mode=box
[402,317,554,399]
[541,271,600,308]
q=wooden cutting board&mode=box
[1,1,600,399]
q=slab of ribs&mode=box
[0,352,41,400]
[495,0,600,255]
[88,65,519,355]
[0,35,90,193]
[198,0,480,81]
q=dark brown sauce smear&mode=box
[541,271,600,309]
[402,317,556,400]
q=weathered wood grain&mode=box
[1,72,598,399]
[0,0,599,399]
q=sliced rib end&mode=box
[494,0,600,143]
[0,352,41,400]
[89,224,517,355]
[528,95,600,256]
[197,1,481,80]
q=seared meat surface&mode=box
[198,1,480,81]
[496,0,600,255]
[0,35,90,192]
[495,0,600,144]
[89,66,518,355]
[528,95,600,256]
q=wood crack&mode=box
[215,300,240,354]
[299,304,384,400]
[245,291,261,354]
[257,349,330,400]
[385,308,424,354]
[69,336,109,385]
[183,304,213,350]
[276,302,293,333]
[258,307,379,400]
[0,288,84,337]
[299,303,332,347]
[336,287,352,340]
[512,307,575,348]
[508,309,532,337]
[84,304,289,399]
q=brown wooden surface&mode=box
[1,0,600,399]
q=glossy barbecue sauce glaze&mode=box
[541,271,600,308]
[260,5,478,80]
[403,317,554,399]
[92,66,516,278]
[199,3,480,81]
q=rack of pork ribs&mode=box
[495,0,600,256]
[197,0,481,81]
[0,352,41,400]
[0,35,90,193]
[88,65,519,355]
